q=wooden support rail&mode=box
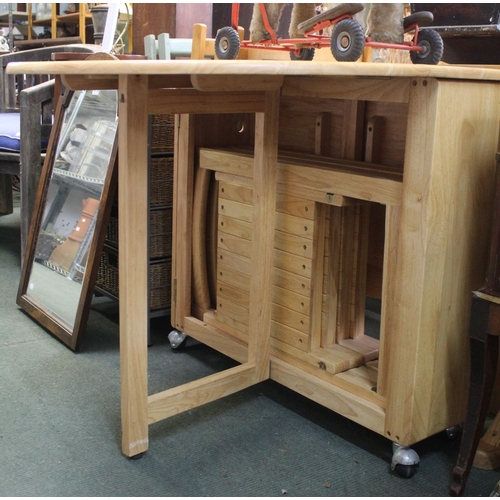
[148,363,258,423]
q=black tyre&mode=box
[410,29,443,65]
[290,47,315,61]
[330,18,365,62]
[215,27,240,60]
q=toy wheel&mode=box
[330,18,365,62]
[410,29,443,65]
[394,463,419,479]
[290,48,315,61]
[215,27,240,60]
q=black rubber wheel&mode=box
[394,463,418,479]
[410,29,443,65]
[330,18,365,62]
[290,47,315,61]
[215,27,240,60]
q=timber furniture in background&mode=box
[450,153,500,496]
[0,44,100,261]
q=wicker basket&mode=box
[104,212,119,248]
[96,249,172,311]
[151,114,175,153]
[104,208,172,258]
[150,156,174,207]
[150,208,173,258]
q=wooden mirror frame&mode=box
[17,89,118,351]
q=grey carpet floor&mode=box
[1,195,498,497]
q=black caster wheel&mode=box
[394,463,419,479]
[445,425,462,440]
[391,443,419,478]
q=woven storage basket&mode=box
[151,114,175,153]
[104,208,172,258]
[150,156,174,207]
[150,208,173,258]
[104,214,119,248]
[96,250,171,311]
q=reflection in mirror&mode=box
[18,89,118,349]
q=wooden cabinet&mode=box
[10,58,500,467]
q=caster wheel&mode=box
[168,330,187,350]
[127,452,145,460]
[391,443,420,478]
[445,425,462,440]
[394,463,419,479]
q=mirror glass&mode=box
[24,89,118,333]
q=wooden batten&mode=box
[183,315,248,363]
[148,362,257,424]
[191,74,284,92]
[148,89,267,115]
[282,76,410,103]
[270,358,386,436]
[200,148,403,206]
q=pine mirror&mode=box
[17,89,118,351]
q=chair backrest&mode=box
[0,44,101,114]
[144,23,215,60]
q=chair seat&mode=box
[0,113,21,153]
[0,113,50,153]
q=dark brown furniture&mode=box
[411,4,500,65]
[450,153,500,496]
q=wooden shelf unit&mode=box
[27,4,91,42]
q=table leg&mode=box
[450,296,499,496]
[118,75,150,457]
[248,89,280,381]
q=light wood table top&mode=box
[7,59,500,82]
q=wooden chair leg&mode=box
[0,174,13,215]
[450,297,499,496]
[473,408,500,470]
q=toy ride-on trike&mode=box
[215,3,444,65]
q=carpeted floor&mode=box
[1,195,499,497]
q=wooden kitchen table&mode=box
[7,59,500,473]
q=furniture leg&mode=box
[450,296,499,496]
[247,89,280,380]
[118,74,150,458]
[473,407,500,470]
[0,175,13,215]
